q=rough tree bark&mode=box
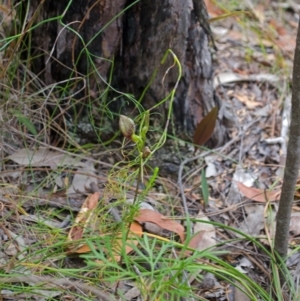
[274,17,300,272]
[20,0,227,147]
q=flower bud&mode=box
[119,115,136,139]
[142,146,151,158]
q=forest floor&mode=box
[0,1,300,301]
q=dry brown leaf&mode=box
[135,209,185,242]
[204,0,225,18]
[188,231,205,249]
[67,161,97,194]
[71,222,143,257]
[8,147,85,168]
[235,93,263,109]
[236,181,280,202]
[67,192,99,242]
[93,222,143,262]
[190,213,216,251]
[289,213,300,236]
[238,204,265,236]
[267,19,296,52]
[193,106,218,147]
[111,222,143,262]
[123,286,141,300]
[71,244,92,254]
[185,212,216,256]
[234,280,252,301]
[269,19,287,36]
[276,35,296,52]
[253,4,266,23]
[5,242,18,256]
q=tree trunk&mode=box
[18,0,227,147]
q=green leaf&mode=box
[193,106,218,146]
[15,112,37,136]
[209,11,250,23]
[201,168,209,207]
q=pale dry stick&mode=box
[161,59,177,90]
[270,87,286,138]
[180,162,205,186]
[197,199,250,219]
[243,252,272,282]
[0,275,117,301]
[162,199,249,222]
[46,21,81,65]
[263,198,276,248]
[42,76,86,103]
[212,236,270,260]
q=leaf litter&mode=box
[0,1,300,301]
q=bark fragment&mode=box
[20,0,227,146]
